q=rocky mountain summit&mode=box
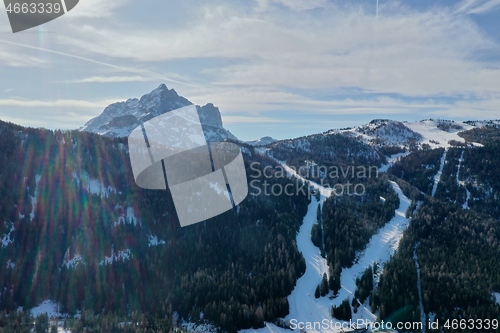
[80,84,237,142]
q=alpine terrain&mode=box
[0,85,499,333]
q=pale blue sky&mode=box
[0,0,499,140]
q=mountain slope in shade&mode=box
[80,84,237,142]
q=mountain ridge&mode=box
[80,84,237,142]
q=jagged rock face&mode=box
[80,84,236,142]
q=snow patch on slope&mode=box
[1,222,15,248]
[6,259,15,269]
[181,321,218,333]
[493,292,500,305]
[148,235,166,247]
[30,174,41,221]
[114,206,139,226]
[31,300,64,318]
[99,248,132,266]
[76,172,116,198]
[63,248,85,269]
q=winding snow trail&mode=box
[241,168,412,333]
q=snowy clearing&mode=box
[404,120,476,149]
[31,300,64,318]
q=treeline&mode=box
[269,132,385,173]
[459,126,500,145]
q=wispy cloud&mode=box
[255,0,329,12]
[56,1,500,98]
[0,40,196,87]
[222,115,287,124]
[0,48,47,67]
[455,0,500,14]
[1,0,499,138]
[65,0,130,18]
[70,75,156,83]
[0,98,116,108]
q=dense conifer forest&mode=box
[0,120,310,332]
[373,130,500,332]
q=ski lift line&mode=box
[60,0,68,13]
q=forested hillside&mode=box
[373,131,500,332]
[0,120,310,332]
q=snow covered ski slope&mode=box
[241,163,412,333]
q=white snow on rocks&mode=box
[1,222,15,248]
[493,292,500,305]
[180,322,218,333]
[30,174,41,221]
[114,206,139,226]
[148,235,166,247]
[63,251,85,269]
[99,248,132,266]
[6,259,15,269]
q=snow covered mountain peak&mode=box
[338,118,485,150]
[246,136,278,147]
[80,84,236,141]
